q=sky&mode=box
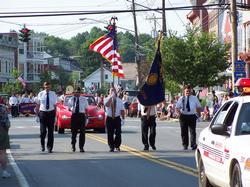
[0,0,192,39]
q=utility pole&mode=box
[146,13,161,42]
[132,0,142,89]
[231,0,237,92]
[162,0,167,37]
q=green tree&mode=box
[38,69,58,91]
[54,65,72,91]
[1,69,25,94]
[147,24,231,90]
[72,72,81,89]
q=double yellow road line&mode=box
[86,133,198,177]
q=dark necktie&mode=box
[46,93,49,110]
[186,97,190,112]
[75,98,79,114]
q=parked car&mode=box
[55,94,105,133]
[195,78,250,187]
[128,97,140,117]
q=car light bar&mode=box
[235,78,250,94]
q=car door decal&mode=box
[199,142,224,164]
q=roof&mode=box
[122,63,138,81]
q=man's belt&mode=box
[181,114,195,117]
[107,116,120,119]
[142,115,155,118]
[41,110,54,113]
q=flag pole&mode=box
[110,16,118,87]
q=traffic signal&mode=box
[19,28,31,42]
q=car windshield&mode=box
[64,95,96,106]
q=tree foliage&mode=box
[0,69,25,94]
[147,24,231,91]
[43,26,153,80]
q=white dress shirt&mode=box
[104,97,124,117]
[176,95,201,115]
[141,105,156,116]
[37,90,57,111]
[68,96,89,113]
[9,96,18,105]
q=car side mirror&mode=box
[211,124,229,136]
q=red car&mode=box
[55,94,105,133]
[128,97,140,117]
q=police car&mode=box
[196,78,250,187]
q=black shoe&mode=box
[116,147,120,151]
[191,145,197,150]
[151,146,156,150]
[109,148,114,152]
[183,147,188,150]
[72,145,76,152]
[143,146,149,151]
[80,149,85,152]
[48,149,52,153]
[41,145,45,152]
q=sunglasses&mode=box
[76,92,81,93]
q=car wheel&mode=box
[231,162,242,187]
[198,156,213,187]
[58,121,65,134]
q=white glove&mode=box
[85,119,89,126]
[35,116,40,123]
[121,119,125,126]
[111,92,116,98]
[55,117,57,123]
[198,117,201,122]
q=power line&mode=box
[0,4,231,19]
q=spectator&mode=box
[29,92,35,103]
[213,100,220,116]
[122,92,129,117]
[99,94,104,109]
[201,106,210,121]
[0,96,5,105]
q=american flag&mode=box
[89,23,124,78]
[17,74,26,87]
[199,88,208,97]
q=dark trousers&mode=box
[11,105,18,117]
[106,116,121,149]
[71,113,86,149]
[40,111,55,150]
[141,116,156,148]
[179,114,197,148]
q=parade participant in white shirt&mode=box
[36,81,57,153]
[104,87,125,152]
[140,105,157,150]
[175,85,201,150]
[9,93,18,118]
[68,87,89,152]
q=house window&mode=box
[105,74,108,79]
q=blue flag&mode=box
[137,39,165,107]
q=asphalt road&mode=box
[1,115,210,187]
